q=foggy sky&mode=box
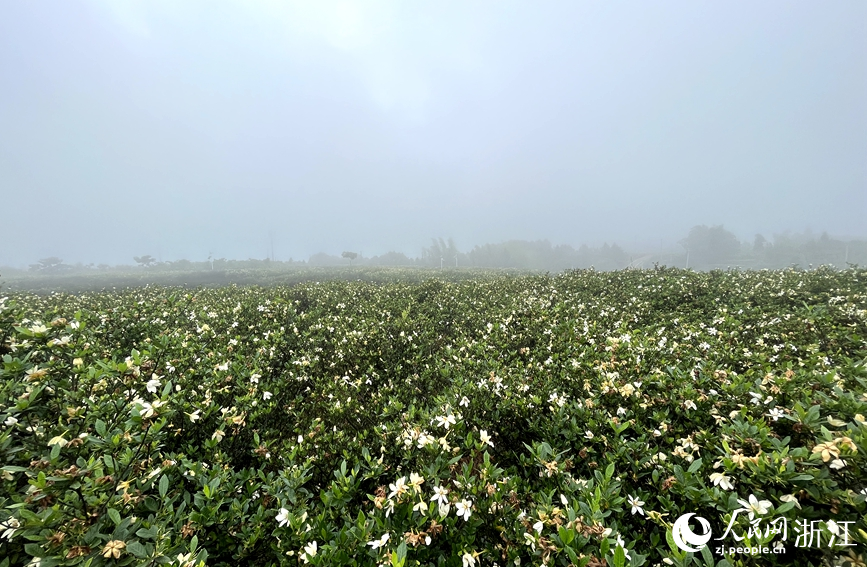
[2,1,865,267]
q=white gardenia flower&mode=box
[301,541,317,563]
[146,375,161,394]
[436,414,457,430]
[431,485,449,506]
[709,472,734,491]
[737,494,772,520]
[616,535,631,560]
[479,430,494,447]
[276,508,290,527]
[263,391,273,400]
[388,476,408,500]
[1,517,21,540]
[830,458,846,470]
[462,552,476,567]
[367,533,390,550]
[533,520,543,534]
[4,416,18,427]
[768,408,785,421]
[456,499,473,521]
[628,495,645,515]
[460,396,470,407]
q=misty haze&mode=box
[1,2,865,273]
[2,3,866,567]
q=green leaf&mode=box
[775,500,795,514]
[558,526,575,546]
[687,458,703,475]
[700,544,714,565]
[95,419,107,437]
[613,545,626,567]
[159,475,169,498]
[136,526,158,540]
[108,508,122,525]
[666,527,678,554]
[126,540,148,558]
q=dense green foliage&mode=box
[1,267,866,566]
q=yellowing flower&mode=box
[102,540,126,559]
[47,434,68,448]
[409,472,425,493]
[25,366,48,381]
[812,441,839,462]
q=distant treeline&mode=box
[5,226,867,276]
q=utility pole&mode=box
[440,256,443,269]
[678,240,689,269]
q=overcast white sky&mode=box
[2,1,865,266]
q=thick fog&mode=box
[2,1,865,267]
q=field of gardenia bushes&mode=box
[1,267,866,567]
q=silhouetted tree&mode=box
[341,251,358,265]
[683,225,740,267]
[134,255,157,267]
[753,234,767,251]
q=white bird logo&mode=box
[672,513,712,552]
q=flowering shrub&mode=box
[1,267,866,566]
